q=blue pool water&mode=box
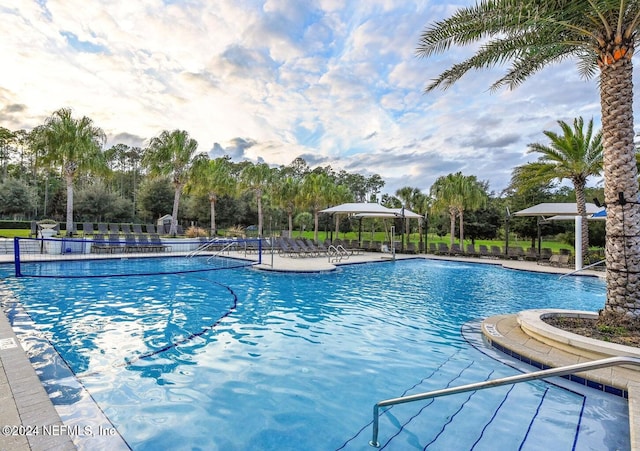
[0,258,629,450]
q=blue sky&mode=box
[0,0,624,197]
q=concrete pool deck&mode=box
[1,250,638,450]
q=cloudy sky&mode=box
[0,0,624,197]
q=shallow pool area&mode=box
[0,258,630,450]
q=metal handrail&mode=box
[370,356,640,447]
[187,238,222,258]
[327,245,349,262]
[559,259,606,279]
[206,241,238,264]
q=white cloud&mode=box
[0,0,632,197]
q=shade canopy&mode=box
[513,202,601,218]
[353,208,423,219]
[319,202,398,215]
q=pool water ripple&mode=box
[0,259,628,450]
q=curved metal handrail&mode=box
[370,356,640,447]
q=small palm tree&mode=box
[416,1,640,318]
[512,117,603,254]
[240,163,273,237]
[36,108,107,235]
[301,172,333,242]
[187,155,236,236]
[143,130,199,236]
[272,174,302,238]
[431,173,486,247]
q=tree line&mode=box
[0,108,610,249]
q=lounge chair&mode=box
[107,233,124,253]
[428,243,437,254]
[91,233,109,254]
[436,243,449,255]
[465,244,479,257]
[124,233,139,253]
[149,233,170,252]
[121,224,132,234]
[82,222,95,236]
[97,223,109,234]
[29,221,38,237]
[145,224,156,234]
[449,243,463,256]
[478,245,490,258]
[132,224,144,234]
[490,245,503,258]
[108,223,120,234]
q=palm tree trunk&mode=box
[314,210,319,242]
[574,183,589,257]
[170,183,182,236]
[459,210,464,245]
[449,207,456,248]
[600,58,640,318]
[209,194,217,236]
[65,172,74,236]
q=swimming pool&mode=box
[0,258,629,450]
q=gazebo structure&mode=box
[319,203,423,252]
[513,202,604,271]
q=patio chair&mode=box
[82,222,95,236]
[145,224,156,234]
[29,221,38,237]
[490,245,503,258]
[465,244,479,257]
[478,245,490,258]
[107,233,124,253]
[91,233,109,254]
[132,224,144,234]
[121,224,132,234]
[108,223,120,234]
[97,223,109,234]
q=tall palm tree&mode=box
[143,130,199,236]
[431,173,486,247]
[240,162,273,237]
[395,186,421,249]
[36,108,107,234]
[416,1,640,318]
[187,155,236,236]
[512,117,603,255]
[272,174,302,237]
[301,172,333,242]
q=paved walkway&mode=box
[2,248,634,450]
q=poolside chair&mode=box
[108,223,120,234]
[124,233,139,253]
[29,221,38,237]
[136,233,153,252]
[91,233,109,254]
[465,244,479,257]
[490,245,503,258]
[436,243,449,255]
[406,242,417,254]
[145,224,156,234]
[82,222,95,236]
[507,247,525,260]
[525,248,538,261]
[449,243,463,256]
[428,243,437,254]
[132,224,144,234]
[107,233,124,253]
[149,233,170,252]
[548,254,561,266]
[121,224,132,234]
[97,223,109,234]
[478,245,490,258]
